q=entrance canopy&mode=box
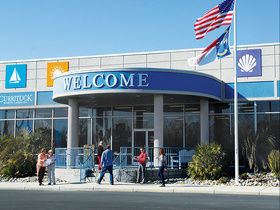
[52,68,223,104]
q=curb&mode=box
[0,183,279,196]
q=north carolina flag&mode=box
[188,27,231,66]
[195,0,234,39]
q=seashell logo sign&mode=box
[237,49,262,77]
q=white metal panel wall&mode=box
[0,43,278,95]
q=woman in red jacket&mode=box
[37,148,47,186]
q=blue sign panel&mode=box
[53,69,223,103]
[237,49,262,77]
[0,92,35,107]
[5,64,27,88]
[37,91,59,105]
[225,81,274,99]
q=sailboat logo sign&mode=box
[5,64,27,88]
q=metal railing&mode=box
[114,147,195,169]
[55,147,94,169]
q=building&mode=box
[0,43,279,160]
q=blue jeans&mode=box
[136,163,146,183]
[97,165,113,185]
[47,164,55,184]
[157,166,165,185]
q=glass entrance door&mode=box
[133,129,154,148]
[133,129,154,165]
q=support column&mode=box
[67,98,79,148]
[67,98,79,168]
[154,95,163,167]
[200,99,209,145]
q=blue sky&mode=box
[0,0,279,61]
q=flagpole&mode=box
[233,0,239,184]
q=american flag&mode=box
[194,0,234,40]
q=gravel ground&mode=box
[150,173,280,187]
[1,172,279,187]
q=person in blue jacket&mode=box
[97,144,114,185]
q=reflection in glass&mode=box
[79,119,91,147]
[53,119,67,148]
[16,120,33,135]
[112,117,132,152]
[34,119,52,149]
[0,110,15,119]
[164,115,183,147]
[16,109,33,119]
[79,108,92,117]
[35,108,52,118]
[0,120,14,137]
[92,117,111,149]
[93,107,112,117]
[54,108,68,118]
[209,103,230,114]
[209,114,234,164]
[185,114,200,147]
[113,106,132,117]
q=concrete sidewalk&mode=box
[0,182,279,196]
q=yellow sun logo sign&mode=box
[47,62,69,87]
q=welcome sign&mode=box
[53,70,223,102]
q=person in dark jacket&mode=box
[97,144,114,185]
[97,141,104,171]
[157,148,167,187]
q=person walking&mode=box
[134,148,147,184]
[97,141,104,171]
[157,148,167,187]
[97,144,114,185]
[47,150,56,185]
[37,148,47,186]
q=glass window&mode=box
[257,101,280,113]
[164,115,183,147]
[79,107,92,117]
[16,120,33,135]
[54,108,68,118]
[53,119,67,148]
[133,105,154,129]
[113,106,132,117]
[185,114,200,148]
[257,113,280,141]
[257,101,269,112]
[134,114,153,129]
[79,119,91,147]
[164,105,183,113]
[0,120,14,137]
[0,110,15,119]
[35,108,52,118]
[93,117,111,149]
[16,109,33,119]
[209,114,234,164]
[34,119,52,149]
[133,105,153,114]
[209,103,230,114]
[112,117,132,152]
[271,101,280,112]
[238,102,254,113]
[92,107,112,117]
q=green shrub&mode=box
[0,150,36,178]
[217,176,229,184]
[188,143,225,180]
[240,173,249,180]
[267,150,280,179]
[0,129,49,178]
